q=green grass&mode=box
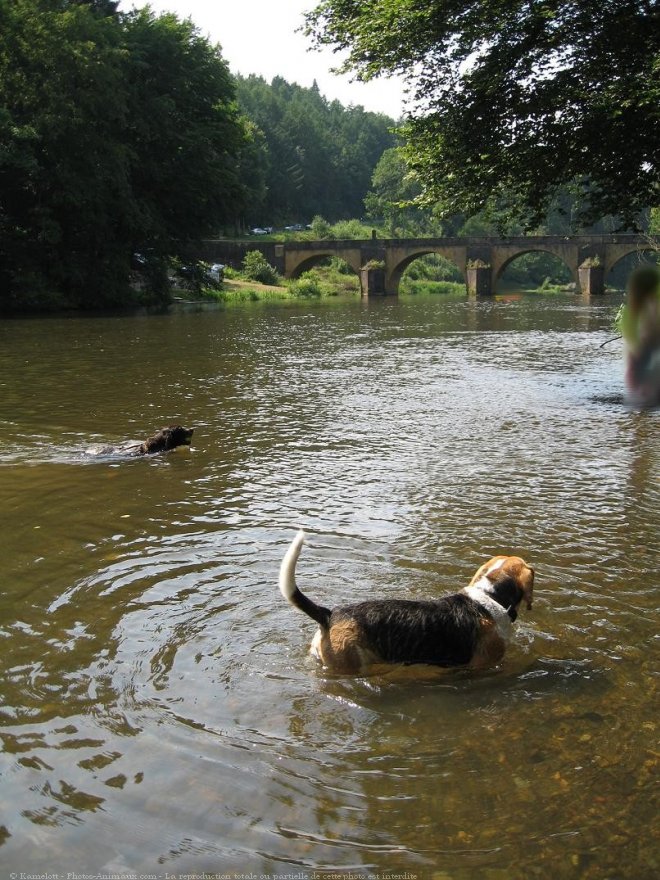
[400,279,466,296]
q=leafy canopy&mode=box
[234,74,396,225]
[0,0,245,310]
[306,0,660,229]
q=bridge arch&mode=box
[386,246,466,295]
[494,247,576,290]
[605,245,659,290]
[605,244,659,277]
[288,252,361,279]
[285,246,364,279]
[492,245,577,290]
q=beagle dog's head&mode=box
[467,555,534,621]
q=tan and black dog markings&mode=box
[279,531,534,675]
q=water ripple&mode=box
[0,295,658,876]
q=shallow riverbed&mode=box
[0,293,657,879]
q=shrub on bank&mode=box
[241,251,281,286]
[287,271,325,298]
[400,278,465,296]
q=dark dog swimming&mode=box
[87,425,194,457]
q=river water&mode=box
[0,294,657,880]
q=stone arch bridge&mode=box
[198,234,658,296]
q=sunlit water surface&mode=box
[0,294,657,879]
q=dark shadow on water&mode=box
[589,391,659,411]
[589,392,626,406]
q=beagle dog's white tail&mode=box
[279,530,305,602]
[279,530,331,627]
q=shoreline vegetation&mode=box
[188,273,606,309]
[4,219,640,317]
[8,255,625,318]
[132,217,635,312]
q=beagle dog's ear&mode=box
[469,556,534,611]
[501,559,534,610]
[468,556,508,587]
[488,573,525,613]
[520,565,534,610]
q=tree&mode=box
[0,0,132,308]
[364,147,422,235]
[306,0,660,229]
[232,118,270,234]
[235,74,396,225]
[0,1,246,311]
[122,10,245,254]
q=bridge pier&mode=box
[359,265,387,296]
[577,261,605,296]
[466,262,492,296]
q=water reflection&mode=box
[0,295,657,877]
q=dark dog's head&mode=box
[467,555,535,621]
[141,425,194,454]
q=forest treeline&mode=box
[0,0,397,312]
[234,75,396,228]
[0,1,656,312]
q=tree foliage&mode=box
[306,0,660,229]
[364,146,423,235]
[234,75,396,226]
[241,250,280,286]
[0,0,245,310]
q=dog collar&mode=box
[463,586,514,641]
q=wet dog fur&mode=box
[279,531,534,674]
[137,425,194,454]
[91,425,194,457]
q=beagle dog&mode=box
[279,531,534,674]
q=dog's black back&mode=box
[331,594,482,667]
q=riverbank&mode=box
[198,277,607,303]
[190,272,361,304]
[2,274,626,318]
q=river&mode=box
[0,293,657,879]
